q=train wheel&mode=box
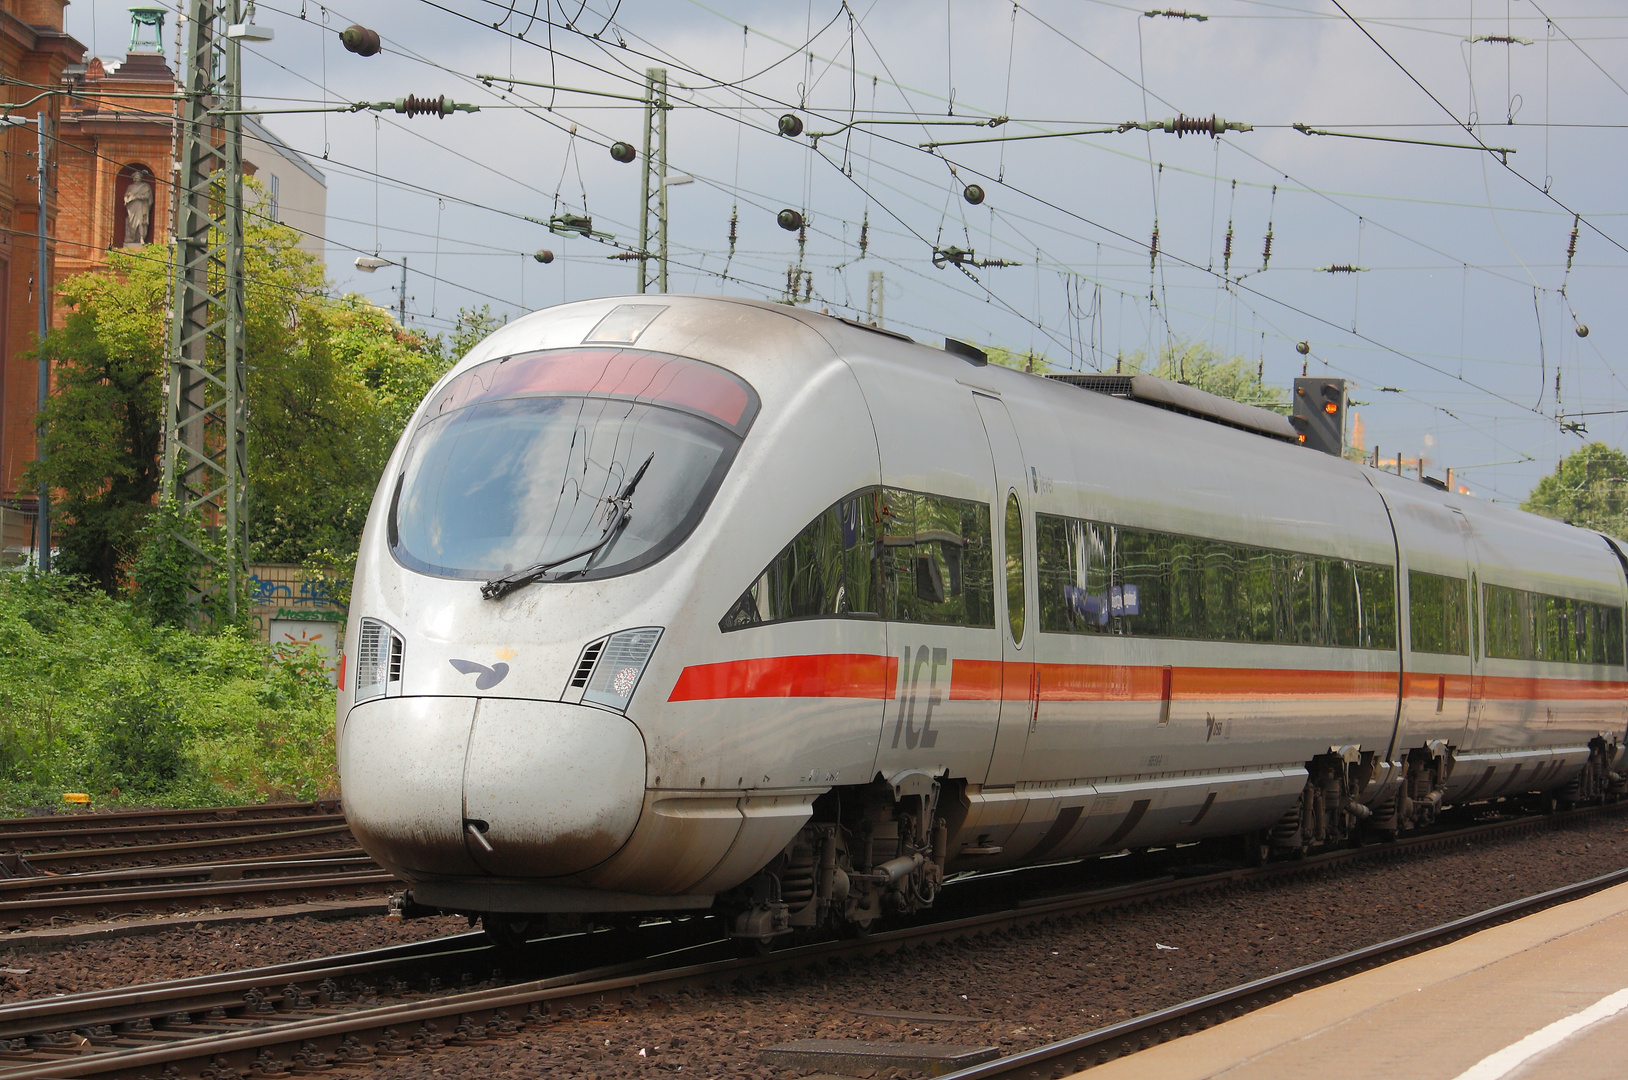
[482,914,537,951]
[1243,832,1271,867]
[737,935,777,957]
[840,917,875,940]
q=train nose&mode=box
[340,697,646,880]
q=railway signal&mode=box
[1292,377,1346,456]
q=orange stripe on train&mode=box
[668,654,1626,703]
[667,653,899,701]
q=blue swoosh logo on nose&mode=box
[449,659,509,690]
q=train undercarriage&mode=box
[716,735,1626,945]
[392,737,1626,951]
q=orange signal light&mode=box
[1323,401,1338,414]
[1297,433,1307,443]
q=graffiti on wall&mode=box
[247,572,347,609]
[247,564,348,654]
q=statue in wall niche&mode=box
[123,169,153,246]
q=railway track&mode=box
[0,799,1618,1079]
[0,802,340,837]
[0,803,377,930]
[0,852,390,928]
[0,803,357,878]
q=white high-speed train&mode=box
[337,294,1628,945]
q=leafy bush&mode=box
[0,574,335,810]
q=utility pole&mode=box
[636,67,668,294]
[32,113,49,574]
[163,0,250,619]
[866,270,884,328]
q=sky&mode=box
[66,1,1628,506]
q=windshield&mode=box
[390,349,757,580]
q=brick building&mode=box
[0,5,326,560]
[0,0,82,558]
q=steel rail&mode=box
[0,813,348,850]
[0,802,1618,1078]
[0,850,371,897]
[5,824,356,873]
[0,868,393,928]
[0,803,339,836]
[0,932,495,1040]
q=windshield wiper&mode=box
[480,452,655,601]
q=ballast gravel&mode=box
[6,813,1628,1079]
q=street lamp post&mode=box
[355,254,407,325]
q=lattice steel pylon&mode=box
[635,67,668,294]
[162,0,247,617]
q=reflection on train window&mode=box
[1482,583,1624,665]
[1408,570,1470,656]
[720,487,993,631]
[1034,513,1396,650]
[1004,490,1026,645]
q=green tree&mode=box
[23,248,169,592]
[28,192,462,600]
[243,222,379,565]
[1522,442,1628,536]
[298,297,454,607]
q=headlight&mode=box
[582,627,663,711]
[354,617,404,702]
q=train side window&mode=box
[1037,514,1111,633]
[720,489,881,631]
[1408,570,1470,655]
[721,487,995,631]
[1004,490,1027,646]
[1035,511,1395,649]
[880,488,995,628]
[1482,581,1622,665]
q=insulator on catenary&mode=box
[1141,113,1248,138]
[859,211,869,257]
[388,95,475,118]
[1261,226,1273,270]
[778,113,804,137]
[1222,221,1234,277]
[777,209,804,232]
[1317,264,1367,273]
[609,141,637,164]
[1468,33,1532,45]
[1566,214,1580,271]
[1144,8,1208,20]
[1149,222,1160,270]
[727,208,738,257]
[533,249,554,264]
[963,183,985,205]
[1295,341,1310,355]
[339,24,381,56]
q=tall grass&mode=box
[0,575,336,810]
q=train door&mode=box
[1452,509,1485,748]
[973,393,1035,786]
